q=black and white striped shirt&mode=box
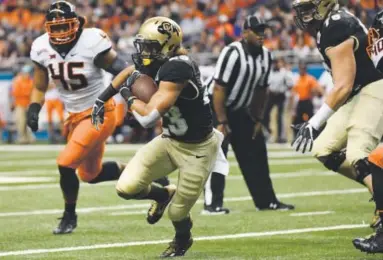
[213,40,272,111]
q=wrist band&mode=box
[309,103,335,130]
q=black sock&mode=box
[371,162,383,219]
[173,216,193,241]
[154,176,170,186]
[143,183,169,202]
[88,161,121,184]
[58,166,79,214]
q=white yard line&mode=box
[0,157,317,167]
[290,211,334,217]
[0,143,292,152]
[0,224,367,257]
[0,188,366,217]
[0,170,334,188]
[0,177,55,183]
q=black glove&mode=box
[291,122,319,153]
[120,70,141,101]
[27,103,41,132]
[91,99,105,130]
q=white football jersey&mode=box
[30,28,112,113]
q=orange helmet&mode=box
[45,1,80,45]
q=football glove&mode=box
[91,99,105,130]
[27,103,41,132]
[120,70,141,101]
[291,122,319,153]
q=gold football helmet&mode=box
[132,17,183,69]
[292,0,338,31]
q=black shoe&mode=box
[53,211,77,235]
[257,201,295,211]
[353,225,383,253]
[201,206,230,215]
[147,184,176,225]
[160,237,193,258]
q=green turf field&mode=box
[0,144,379,259]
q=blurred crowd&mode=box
[0,0,381,69]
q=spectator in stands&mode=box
[11,64,34,144]
[291,62,323,137]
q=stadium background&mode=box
[0,0,380,143]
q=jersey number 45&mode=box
[48,62,88,91]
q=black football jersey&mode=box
[317,8,383,97]
[155,55,213,142]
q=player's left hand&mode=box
[91,99,105,130]
[291,122,319,153]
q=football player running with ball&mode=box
[353,10,383,253]
[91,17,223,257]
[27,1,130,234]
[292,0,383,213]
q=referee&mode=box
[205,15,295,212]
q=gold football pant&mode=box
[312,79,383,178]
[116,130,222,221]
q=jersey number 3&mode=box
[48,62,88,91]
[163,106,188,136]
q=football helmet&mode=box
[292,0,338,31]
[45,1,81,45]
[367,10,383,57]
[132,17,183,71]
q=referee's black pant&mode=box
[204,108,278,209]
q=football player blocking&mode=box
[27,1,138,235]
[91,17,222,257]
[292,0,383,254]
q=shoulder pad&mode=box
[30,33,50,66]
[81,28,112,55]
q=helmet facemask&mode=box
[45,17,80,45]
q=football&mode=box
[131,74,158,103]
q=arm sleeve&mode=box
[158,60,193,83]
[213,46,239,87]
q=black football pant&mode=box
[204,108,278,209]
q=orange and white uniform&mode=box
[30,28,116,182]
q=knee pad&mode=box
[354,158,371,184]
[317,150,346,172]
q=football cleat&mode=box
[257,201,295,211]
[201,206,230,215]
[353,225,383,253]
[160,237,193,258]
[53,211,77,235]
[147,184,176,225]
